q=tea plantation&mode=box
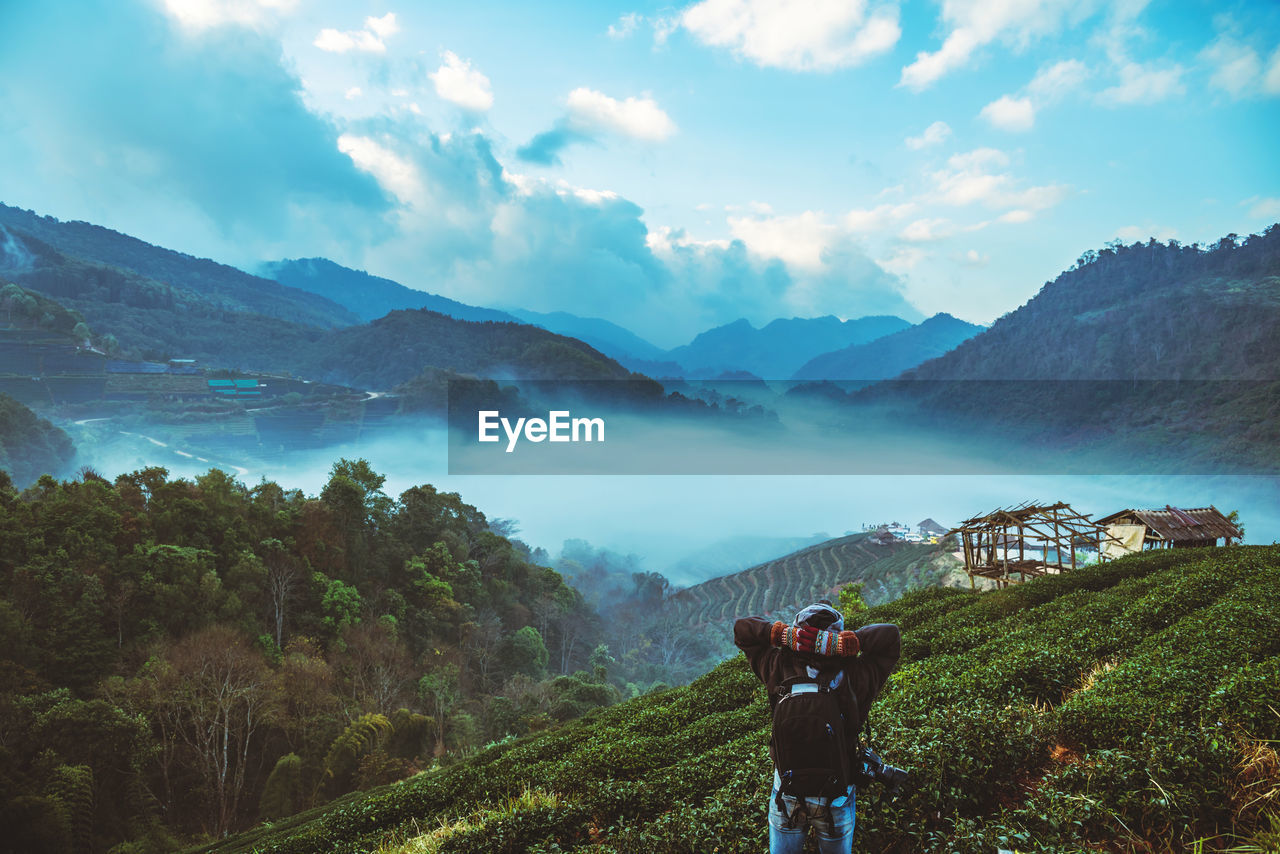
[192,546,1280,854]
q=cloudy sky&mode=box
[2,0,1278,346]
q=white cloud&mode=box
[1266,47,1280,94]
[1199,31,1280,99]
[878,247,924,274]
[315,15,400,54]
[998,209,1034,223]
[900,217,953,242]
[680,0,901,72]
[904,120,951,150]
[159,0,297,30]
[653,15,681,46]
[843,203,915,231]
[1245,196,1280,219]
[608,12,642,38]
[728,211,837,269]
[566,88,676,141]
[979,95,1035,131]
[1097,61,1184,105]
[959,248,990,266]
[1027,58,1090,99]
[365,12,399,39]
[429,51,494,111]
[930,148,1069,213]
[899,0,1091,90]
[337,134,425,206]
[344,86,363,100]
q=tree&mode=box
[261,539,300,649]
[417,664,459,756]
[504,626,549,681]
[158,625,279,837]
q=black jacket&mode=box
[734,617,902,761]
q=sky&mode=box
[2,0,1279,347]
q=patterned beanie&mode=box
[793,602,844,632]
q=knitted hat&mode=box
[793,602,844,632]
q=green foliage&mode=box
[838,581,867,617]
[0,464,627,851]
[0,393,75,485]
[323,715,393,792]
[504,627,549,680]
[193,546,1280,854]
[260,754,304,820]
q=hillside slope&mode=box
[0,392,74,484]
[663,532,966,632]
[851,229,1280,472]
[197,545,1280,854]
[899,230,1280,382]
[0,205,356,328]
[261,257,521,325]
[792,312,984,382]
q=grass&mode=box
[191,545,1280,854]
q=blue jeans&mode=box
[768,786,855,854]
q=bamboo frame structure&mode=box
[947,501,1121,589]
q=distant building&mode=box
[917,518,948,539]
[1095,506,1241,560]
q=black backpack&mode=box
[769,669,855,826]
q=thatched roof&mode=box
[1095,506,1241,543]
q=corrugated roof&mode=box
[1096,506,1241,542]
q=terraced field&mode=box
[664,533,966,629]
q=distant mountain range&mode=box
[260,257,520,325]
[0,207,634,391]
[258,255,973,382]
[791,312,984,382]
[668,315,912,378]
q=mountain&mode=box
[0,205,356,328]
[506,309,668,364]
[663,532,966,638]
[195,544,1280,854]
[299,308,632,390]
[0,213,639,391]
[0,391,74,484]
[668,315,911,378]
[898,230,1280,382]
[850,229,1280,472]
[260,257,521,324]
[791,312,984,382]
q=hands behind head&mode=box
[772,622,860,657]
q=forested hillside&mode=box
[195,545,1280,854]
[0,393,74,484]
[0,225,638,389]
[0,206,356,329]
[0,463,690,852]
[849,228,1280,472]
[261,258,520,325]
[901,228,1280,381]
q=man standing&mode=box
[734,602,902,854]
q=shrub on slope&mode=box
[194,546,1280,854]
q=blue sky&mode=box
[2,0,1278,346]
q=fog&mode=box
[70,418,1279,589]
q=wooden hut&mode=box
[1094,506,1241,560]
[948,501,1118,588]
